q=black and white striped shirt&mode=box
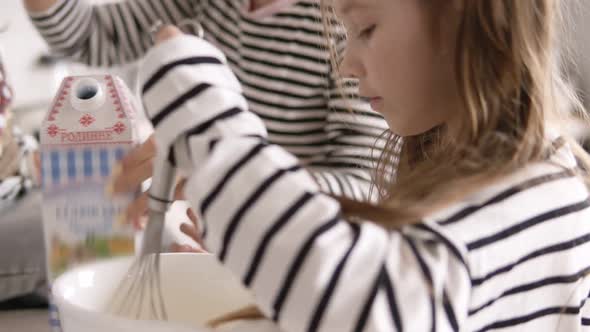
[139,35,590,331]
[28,0,389,201]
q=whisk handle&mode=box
[148,155,175,213]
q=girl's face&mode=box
[335,0,461,136]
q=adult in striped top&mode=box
[134,0,589,331]
[24,0,388,203]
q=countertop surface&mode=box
[0,309,51,332]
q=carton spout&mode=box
[71,78,106,113]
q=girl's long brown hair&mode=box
[321,0,590,227]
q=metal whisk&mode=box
[108,156,176,320]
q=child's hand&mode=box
[170,207,207,253]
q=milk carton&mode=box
[40,75,139,282]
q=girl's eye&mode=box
[358,24,376,41]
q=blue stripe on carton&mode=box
[99,149,109,177]
[67,150,76,180]
[115,148,125,162]
[43,148,129,186]
[50,151,60,184]
[83,149,93,177]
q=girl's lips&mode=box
[369,97,383,110]
[360,96,383,108]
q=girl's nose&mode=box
[339,47,364,80]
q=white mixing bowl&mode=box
[52,253,258,332]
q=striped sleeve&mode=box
[27,0,196,66]
[139,35,471,332]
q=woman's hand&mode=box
[106,135,156,229]
[107,135,190,229]
[153,25,183,44]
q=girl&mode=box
[139,0,590,331]
[24,0,388,229]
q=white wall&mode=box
[0,0,63,110]
[0,0,132,110]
